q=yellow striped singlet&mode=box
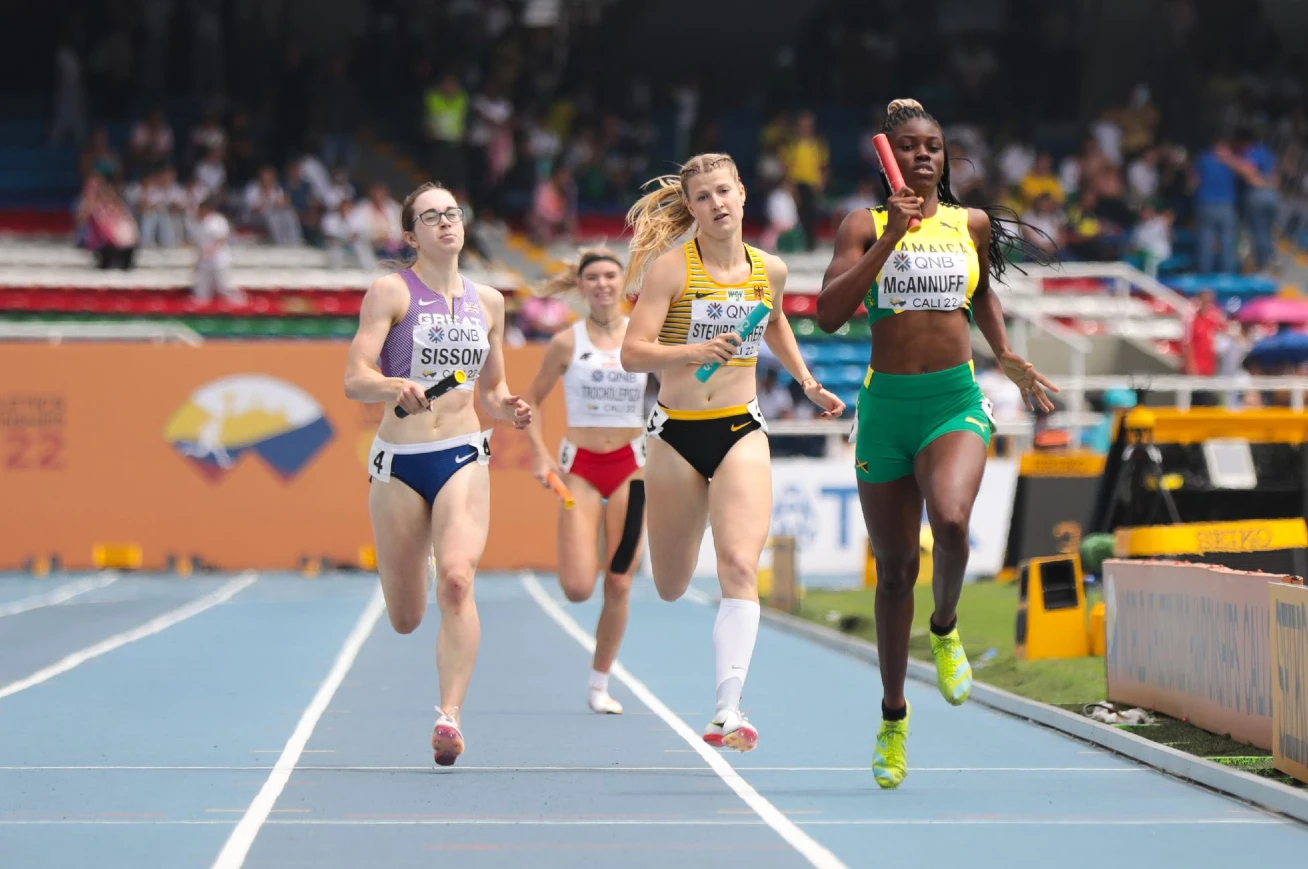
[657,240,773,368]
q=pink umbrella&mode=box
[1236,296,1308,324]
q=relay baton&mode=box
[394,369,467,417]
[695,302,773,382]
[546,471,575,509]
[871,133,921,231]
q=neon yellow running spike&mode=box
[872,701,910,789]
[930,626,973,705]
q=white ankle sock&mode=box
[588,669,610,694]
[713,598,760,713]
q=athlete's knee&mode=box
[559,577,594,604]
[875,550,920,596]
[930,507,970,554]
[436,566,475,612]
[603,571,633,601]
[653,574,689,602]
[388,608,423,635]
[716,548,758,595]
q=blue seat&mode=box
[1165,273,1278,297]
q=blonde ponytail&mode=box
[622,152,740,300]
[622,176,694,300]
[535,245,625,299]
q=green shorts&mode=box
[854,361,994,484]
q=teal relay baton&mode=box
[695,301,772,382]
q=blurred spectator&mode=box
[1018,153,1065,210]
[192,196,241,305]
[285,161,322,246]
[128,169,181,248]
[322,198,376,271]
[189,109,227,169]
[79,127,122,182]
[1131,203,1174,277]
[355,183,404,259]
[757,367,796,421]
[782,111,829,251]
[193,146,227,200]
[530,165,577,245]
[75,176,138,269]
[1184,289,1226,380]
[1232,127,1281,270]
[1021,193,1066,258]
[1192,137,1241,273]
[424,74,469,190]
[225,112,260,189]
[129,107,175,176]
[762,179,802,253]
[49,39,87,146]
[243,165,303,246]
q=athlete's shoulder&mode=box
[754,248,788,284]
[362,271,410,317]
[642,247,690,294]
[965,207,991,242]
[547,318,578,352]
[470,280,505,314]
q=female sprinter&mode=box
[620,153,845,751]
[817,99,1057,788]
[344,181,532,766]
[522,247,649,716]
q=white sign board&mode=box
[637,456,1018,587]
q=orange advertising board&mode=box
[1104,559,1281,750]
[0,342,568,571]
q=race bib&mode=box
[686,298,765,359]
[410,312,488,387]
[877,250,970,313]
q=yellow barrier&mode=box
[1015,555,1090,661]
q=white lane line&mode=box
[0,764,1148,773]
[209,587,385,869]
[522,571,847,869]
[0,573,120,618]
[0,817,1284,827]
[0,573,258,701]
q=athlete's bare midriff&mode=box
[654,362,757,410]
[372,391,484,445]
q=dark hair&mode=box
[400,181,447,233]
[389,181,453,270]
[879,100,1055,282]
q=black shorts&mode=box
[644,398,768,479]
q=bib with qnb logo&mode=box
[864,204,980,325]
[379,270,490,390]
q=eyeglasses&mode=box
[417,207,465,225]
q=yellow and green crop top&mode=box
[863,203,981,324]
[657,240,773,367]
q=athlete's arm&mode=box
[968,208,1058,413]
[344,274,429,415]
[816,188,921,333]
[762,254,846,419]
[620,250,741,372]
[475,284,533,428]
[522,326,574,479]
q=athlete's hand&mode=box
[884,186,924,239]
[688,333,741,366]
[532,454,561,488]
[802,380,846,419]
[998,351,1059,413]
[502,395,532,428]
[393,379,430,416]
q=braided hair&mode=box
[878,99,1054,283]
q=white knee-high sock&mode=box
[713,598,761,713]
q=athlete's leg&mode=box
[858,473,923,788]
[586,476,643,708]
[429,461,491,726]
[643,438,709,602]
[368,478,432,635]
[859,474,924,709]
[556,471,603,603]
[916,430,986,706]
[701,431,771,751]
